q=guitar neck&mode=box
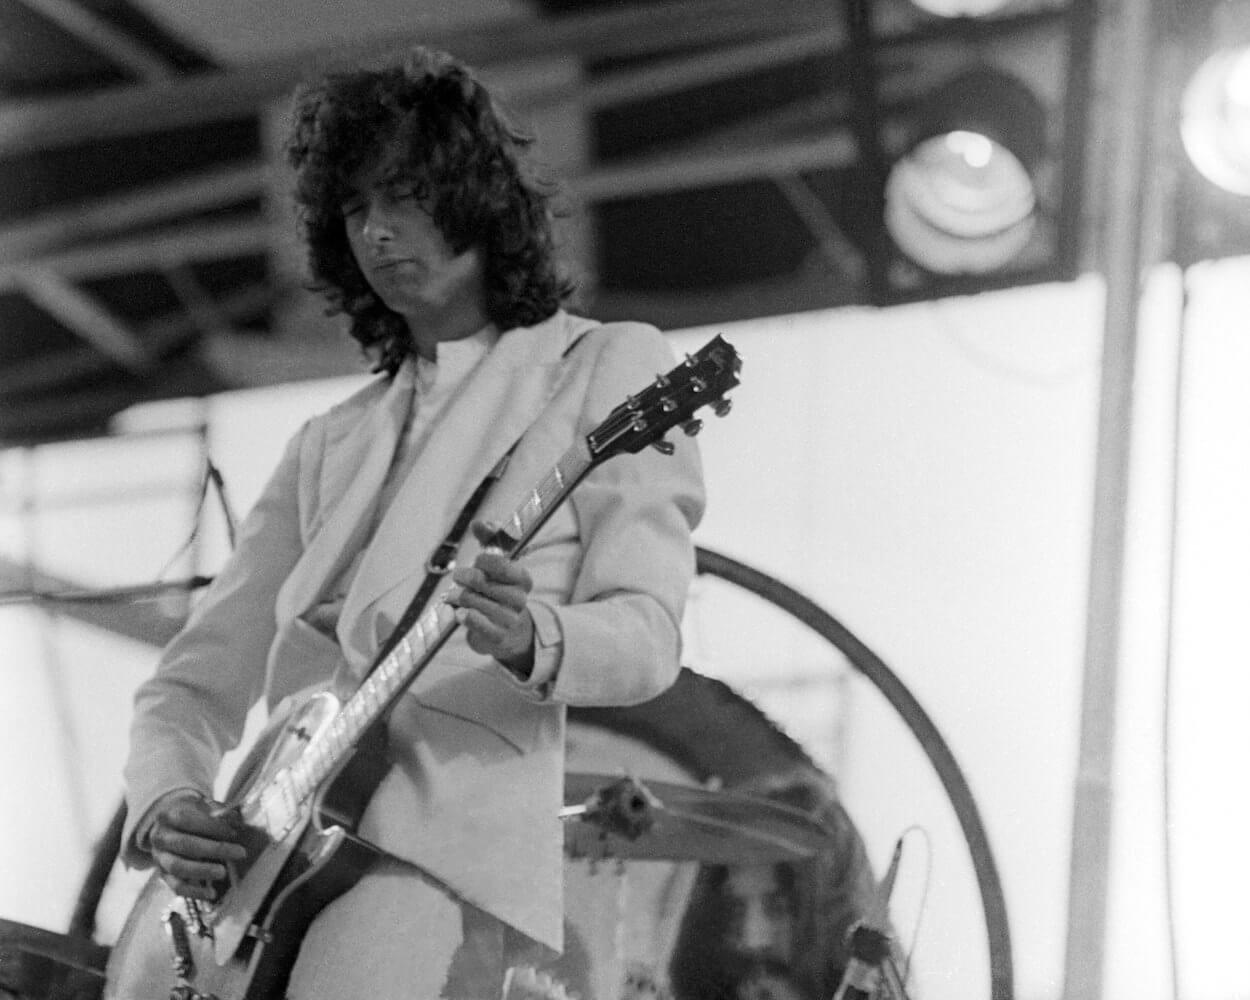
[247,440,595,836]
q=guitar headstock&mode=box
[587,334,741,462]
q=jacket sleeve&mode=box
[535,324,706,707]
[120,424,310,866]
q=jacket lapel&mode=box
[277,365,416,622]
[338,314,591,663]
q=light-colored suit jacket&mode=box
[121,312,706,950]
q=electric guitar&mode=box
[105,334,742,1000]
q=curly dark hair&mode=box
[285,46,575,373]
[667,769,884,1000]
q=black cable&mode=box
[68,800,128,940]
[205,457,238,551]
[153,460,214,581]
[895,824,933,988]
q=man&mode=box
[118,46,705,1000]
[668,770,884,1000]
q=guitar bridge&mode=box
[169,986,221,1000]
[162,909,194,979]
[184,898,215,939]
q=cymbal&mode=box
[562,773,831,864]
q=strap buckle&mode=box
[425,541,458,576]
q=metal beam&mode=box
[1062,0,1162,996]
[0,0,827,157]
[162,264,241,340]
[0,555,187,647]
[0,283,273,396]
[0,162,267,265]
[517,27,848,113]
[0,219,272,290]
[0,110,856,289]
[12,267,155,372]
[15,0,176,81]
[576,130,857,202]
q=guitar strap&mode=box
[364,444,516,678]
[365,323,595,677]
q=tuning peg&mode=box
[651,439,675,455]
[713,397,732,417]
[682,418,703,437]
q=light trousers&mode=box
[286,858,545,1000]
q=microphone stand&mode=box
[831,923,911,1000]
[831,837,912,1000]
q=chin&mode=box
[734,972,808,1000]
[729,958,811,1000]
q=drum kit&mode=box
[556,774,841,1000]
[0,774,832,1000]
[562,772,831,864]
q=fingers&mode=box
[445,521,536,667]
[466,549,532,591]
[453,567,529,615]
[458,605,534,657]
[151,824,246,866]
[149,796,247,900]
[470,518,506,550]
[152,848,229,899]
[162,797,244,841]
[449,545,533,620]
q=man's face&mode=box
[722,864,797,961]
[341,170,485,328]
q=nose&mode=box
[359,199,394,244]
[736,902,777,953]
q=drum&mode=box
[555,668,845,1000]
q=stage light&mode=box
[906,0,1018,18]
[1181,46,1250,196]
[883,68,1047,276]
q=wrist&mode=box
[498,612,536,679]
[498,641,535,680]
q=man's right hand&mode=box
[145,791,247,901]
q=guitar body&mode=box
[105,693,387,1000]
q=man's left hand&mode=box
[448,520,535,677]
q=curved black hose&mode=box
[68,799,126,940]
[695,546,1014,1000]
